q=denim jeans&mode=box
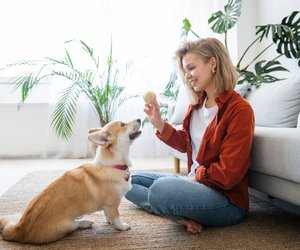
[125,172,245,227]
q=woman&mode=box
[125,38,255,233]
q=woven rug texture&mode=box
[0,169,300,250]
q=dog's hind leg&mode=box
[38,219,93,244]
[0,214,22,242]
[103,206,130,231]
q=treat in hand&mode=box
[143,91,156,104]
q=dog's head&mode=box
[88,119,142,163]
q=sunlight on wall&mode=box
[0,0,228,90]
[0,0,231,157]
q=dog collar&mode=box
[113,164,130,181]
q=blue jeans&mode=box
[125,172,245,227]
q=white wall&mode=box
[0,83,94,158]
[236,0,258,69]
[237,0,300,77]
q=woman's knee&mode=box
[148,177,179,211]
[130,172,155,186]
[130,172,170,187]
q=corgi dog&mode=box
[0,119,141,244]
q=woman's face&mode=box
[182,52,214,92]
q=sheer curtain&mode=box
[0,0,231,158]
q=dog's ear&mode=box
[88,127,102,134]
[88,131,113,147]
[88,128,103,157]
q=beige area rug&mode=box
[0,170,300,250]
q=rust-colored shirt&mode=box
[156,89,255,209]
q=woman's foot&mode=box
[178,219,203,234]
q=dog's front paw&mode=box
[109,216,131,231]
[115,222,131,231]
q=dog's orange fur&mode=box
[0,119,141,244]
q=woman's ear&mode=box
[210,57,217,70]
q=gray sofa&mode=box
[167,76,300,208]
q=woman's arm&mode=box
[156,122,189,153]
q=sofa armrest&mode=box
[167,84,190,126]
[167,103,176,122]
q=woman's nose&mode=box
[185,71,191,80]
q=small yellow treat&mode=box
[143,91,157,103]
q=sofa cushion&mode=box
[246,76,300,127]
[234,82,251,97]
[250,126,300,184]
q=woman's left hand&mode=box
[187,176,197,182]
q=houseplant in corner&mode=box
[2,39,136,140]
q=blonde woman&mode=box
[126,38,255,233]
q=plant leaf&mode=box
[181,18,192,38]
[64,49,74,68]
[256,11,300,66]
[51,84,82,140]
[208,0,242,34]
[238,60,288,86]
[275,11,300,64]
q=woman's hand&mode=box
[143,98,165,132]
[187,176,197,182]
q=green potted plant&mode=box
[2,39,136,140]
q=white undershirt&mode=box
[189,98,218,176]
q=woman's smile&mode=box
[190,79,197,87]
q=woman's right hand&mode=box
[144,98,165,133]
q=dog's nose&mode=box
[136,119,141,124]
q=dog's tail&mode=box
[0,214,21,241]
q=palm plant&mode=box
[182,0,300,87]
[3,40,135,140]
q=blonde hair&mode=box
[175,38,237,102]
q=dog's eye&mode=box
[120,122,125,127]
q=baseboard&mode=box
[249,188,300,216]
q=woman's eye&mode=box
[120,122,125,127]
